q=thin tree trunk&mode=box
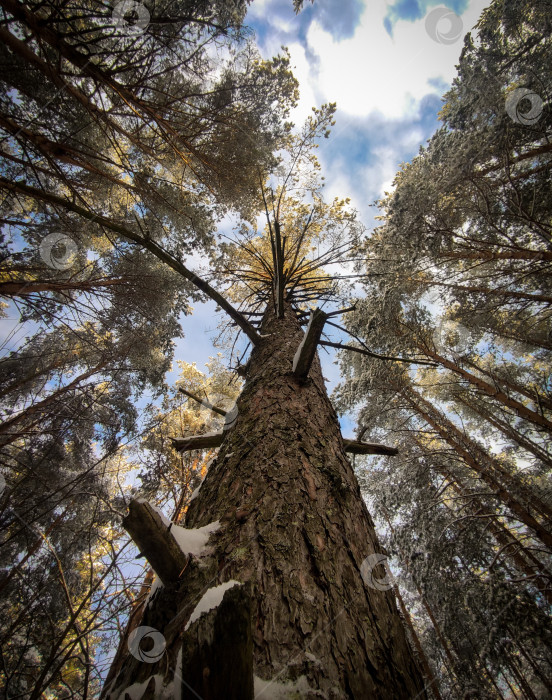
[402,387,552,549]
[395,586,443,700]
[381,508,459,684]
[417,347,552,432]
[461,358,552,412]
[436,468,552,606]
[103,303,426,698]
[0,361,108,445]
[454,393,552,471]
[506,625,552,695]
[412,277,552,305]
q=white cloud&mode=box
[303,0,488,120]
[318,123,425,224]
[287,42,319,123]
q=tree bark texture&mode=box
[103,303,426,699]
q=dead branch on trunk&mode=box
[292,308,329,381]
[343,439,398,456]
[320,340,437,366]
[171,432,224,452]
[122,500,188,586]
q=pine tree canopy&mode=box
[1,0,551,697]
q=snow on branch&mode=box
[178,388,227,416]
[343,439,398,456]
[292,308,329,381]
[0,178,263,346]
[171,431,224,452]
[122,499,189,586]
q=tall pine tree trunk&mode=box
[103,303,426,699]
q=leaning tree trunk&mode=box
[103,303,426,699]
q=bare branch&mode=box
[320,341,437,366]
[343,439,398,456]
[292,308,329,381]
[0,177,262,345]
[122,500,188,586]
[178,388,227,416]
[171,432,224,452]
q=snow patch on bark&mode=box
[189,485,201,502]
[184,580,241,631]
[305,651,322,667]
[117,674,162,700]
[145,574,163,607]
[170,520,220,557]
[253,674,317,698]
[158,647,182,700]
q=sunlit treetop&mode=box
[214,104,364,317]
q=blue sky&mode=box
[167,0,490,435]
[0,0,491,438]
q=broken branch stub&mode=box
[292,308,329,381]
[123,500,188,586]
[343,439,399,456]
[171,432,224,452]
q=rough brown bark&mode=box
[103,303,426,698]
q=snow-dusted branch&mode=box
[292,308,329,381]
[178,388,227,416]
[123,500,188,586]
[0,177,262,346]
